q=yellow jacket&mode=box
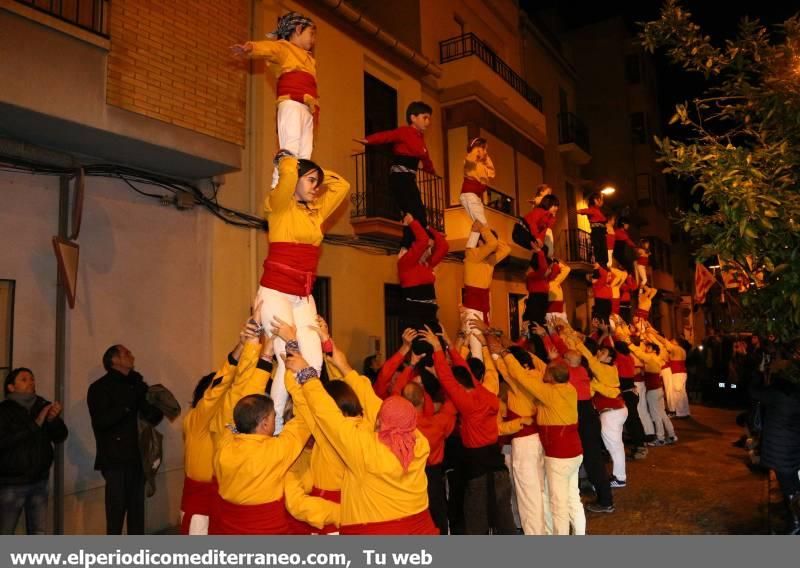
[464,149,495,185]
[264,157,350,245]
[182,354,237,483]
[302,371,430,525]
[212,344,311,504]
[285,448,340,530]
[495,352,545,420]
[502,354,578,426]
[248,39,318,111]
[548,262,571,302]
[463,227,511,289]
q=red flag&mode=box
[694,263,716,304]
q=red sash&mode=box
[644,372,663,391]
[462,285,490,320]
[180,477,216,535]
[538,424,582,459]
[611,299,621,314]
[547,300,564,313]
[340,509,438,535]
[461,178,487,197]
[637,257,650,266]
[208,496,289,535]
[671,360,687,373]
[310,487,341,534]
[506,408,538,439]
[286,514,314,535]
[593,393,625,411]
[277,70,319,122]
[260,242,321,296]
[634,308,649,320]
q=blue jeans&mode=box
[0,479,49,534]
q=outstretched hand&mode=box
[230,43,253,57]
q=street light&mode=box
[601,185,616,196]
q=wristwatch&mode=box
[296,367,319,385]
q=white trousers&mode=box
[600,407,629,481]
[661,367,674,412]
[635,264,648,288]
[546,311,568,326]
[544,229,554,259]
[460,307,485,360]
[636,383,655,436]
[272,99,314,187]
[179,512,209,535]
[257,285,322,432]
[460,192,488,249]
[511,434,552,535]
[544,455,585,535]
[503,447,521,529]
[646,388,675,440]
[671,372,690,417]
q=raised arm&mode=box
[397,220,430,268]
[364,128,402,146]
[264,156,300,217]
[428,227,449,268]
[317,170,351,221]
[245,40,287,64]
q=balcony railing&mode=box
[351,150,446,233]
[560,229,594,265]
[14,0,109,37]
[439,33,543,112]
[485,187,515,216]
[557,112,590,154]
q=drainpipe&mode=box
[316,0,443,78]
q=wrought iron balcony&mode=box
[557,229,594,266]
[14,0,109,37]
[439,33,543,112]
[351,149,446,234]
[558,112,591,155]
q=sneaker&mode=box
[647,439,666,447]
[609,477,627,488]
[666,436,678,445]
[586,503,616,514]
[632,447,648,460]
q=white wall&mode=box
[0,170,213,533]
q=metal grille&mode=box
[557,112,591,154]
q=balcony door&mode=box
[363,73,399,220]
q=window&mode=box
[625,54,641,84]
[509,293,526,341]
[630,112,647,144]
[14,0,108,37]
[312,277,332,331]
[0,280,15,385]
[636,173,651,203]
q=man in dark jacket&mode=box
[0,367,68,534]
[87,345,163,535]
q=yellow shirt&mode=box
[248,39,318,111]
[264,157,350,245]
[182,356,237,482]
[302,372,430,525]
[463,227,511,289]
[548,262,571,302]
[212,343,311,504]
[629,344,663,374]
[285,370,345,493]
[285,448,340,530]
[502,354,578,426]
[638,287,657,313]
[463,149,495,185]
[573,341,620,399]
[494,352,545,419]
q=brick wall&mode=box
[106,0,249,146]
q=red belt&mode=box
[462,285,491,321]
[310,486,341,534]
[340,509,438,535]
[208,496,289,535]
[180,477,216,535]
[277,70,319,123]
[547,300,564,313]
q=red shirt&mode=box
[620,275,636,303]
[593,266,613,299]
[615,228,636,248]
[433,351,499,448]
[578,206,606,224]
[568,366,592,401]
[614,352,636,378]
[398,221,448,288]
[415,401,457,465]
[374,349,405,399]
[364,126,435,174]
[526,250,549,294]
[524,208,556,242]
[606,233,615,249]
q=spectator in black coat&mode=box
[750,350,800,535]
[87,345,163,535]
[0,368,68,534]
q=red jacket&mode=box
[526,250,549,294]
[398,221,448,288]
[433,351,499,448]
[614,352,636,379]
[364,126,435,174]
